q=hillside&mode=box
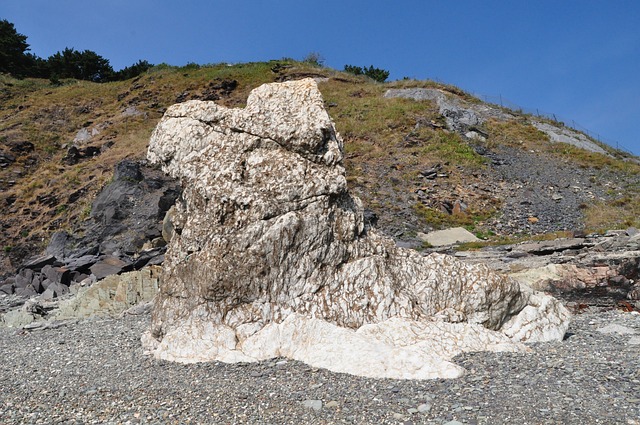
[1,61,639,274]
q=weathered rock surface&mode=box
[456,229,640,311]
[1,266,160,328]
[532,121,608,155]
[143,79,570,379]
[384,88,513,136]
[418,227,480,247]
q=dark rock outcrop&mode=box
[0,159,181,302]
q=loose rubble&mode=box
[0,160,179,309]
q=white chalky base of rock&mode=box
[143,313,528,380]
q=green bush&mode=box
[343,64,390,82]
[303,52,324,66]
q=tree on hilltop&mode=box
[47,47,115,82]
[0,19,31,76]
[344,64,390,82]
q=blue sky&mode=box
[3,0,640,155]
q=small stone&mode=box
[417,403,432,413]
[407,408,418,414]
[444,421,464,425]
[626,227,639,237]
[597,324,637,335]
[325,400,339,408]
[302,399,322,411]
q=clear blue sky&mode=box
[3,0,640,155]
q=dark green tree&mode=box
[114,59,153,80]
[24,53,50,78]
[343,64,364,75]
[344,64,390,82]
[0,19,31,76]
[47,48,114,82]
[363,65,389,83]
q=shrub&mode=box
[115,60,153,80]
[344,65,364,76]
[303,52,324,66]
[344,64,390,82]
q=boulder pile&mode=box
[142,79,571,379]
[0,160,178,303]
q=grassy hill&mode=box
[1,61,639,271]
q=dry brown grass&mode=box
[584,197,640,233]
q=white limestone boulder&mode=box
[143,79,570,379]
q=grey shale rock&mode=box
[143,78,570,379]
[383,88,513,135]
[1,267,161,327]
[532,121,609,155]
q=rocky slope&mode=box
[0,61,638,298]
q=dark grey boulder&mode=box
[90,255,132,280]
[40,278,52,292]
[7,159,179,301]
[14,269,33,289]
[70,271,90,283]
[32,278,46,294]
[21,255,58,272]
[76,160,181,255]
[39,287,55,300]
[42,265,71,286]
[0,279,14,294]
[133,247,166,270]
[113,160,144,182]
[15,284,37,297]
[146,254,164,266]
[46,281,69,298]
[64,255,99,272]
[45,231,70,259]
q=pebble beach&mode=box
[1,309,638,424]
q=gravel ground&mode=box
[1,310,639,425]
[484,145,637,235]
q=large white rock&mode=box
[143,78,570,379]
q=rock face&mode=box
[384,88,513,137]
[1,266,161,328]
[143,79,570,379]
[457,229,640,311]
